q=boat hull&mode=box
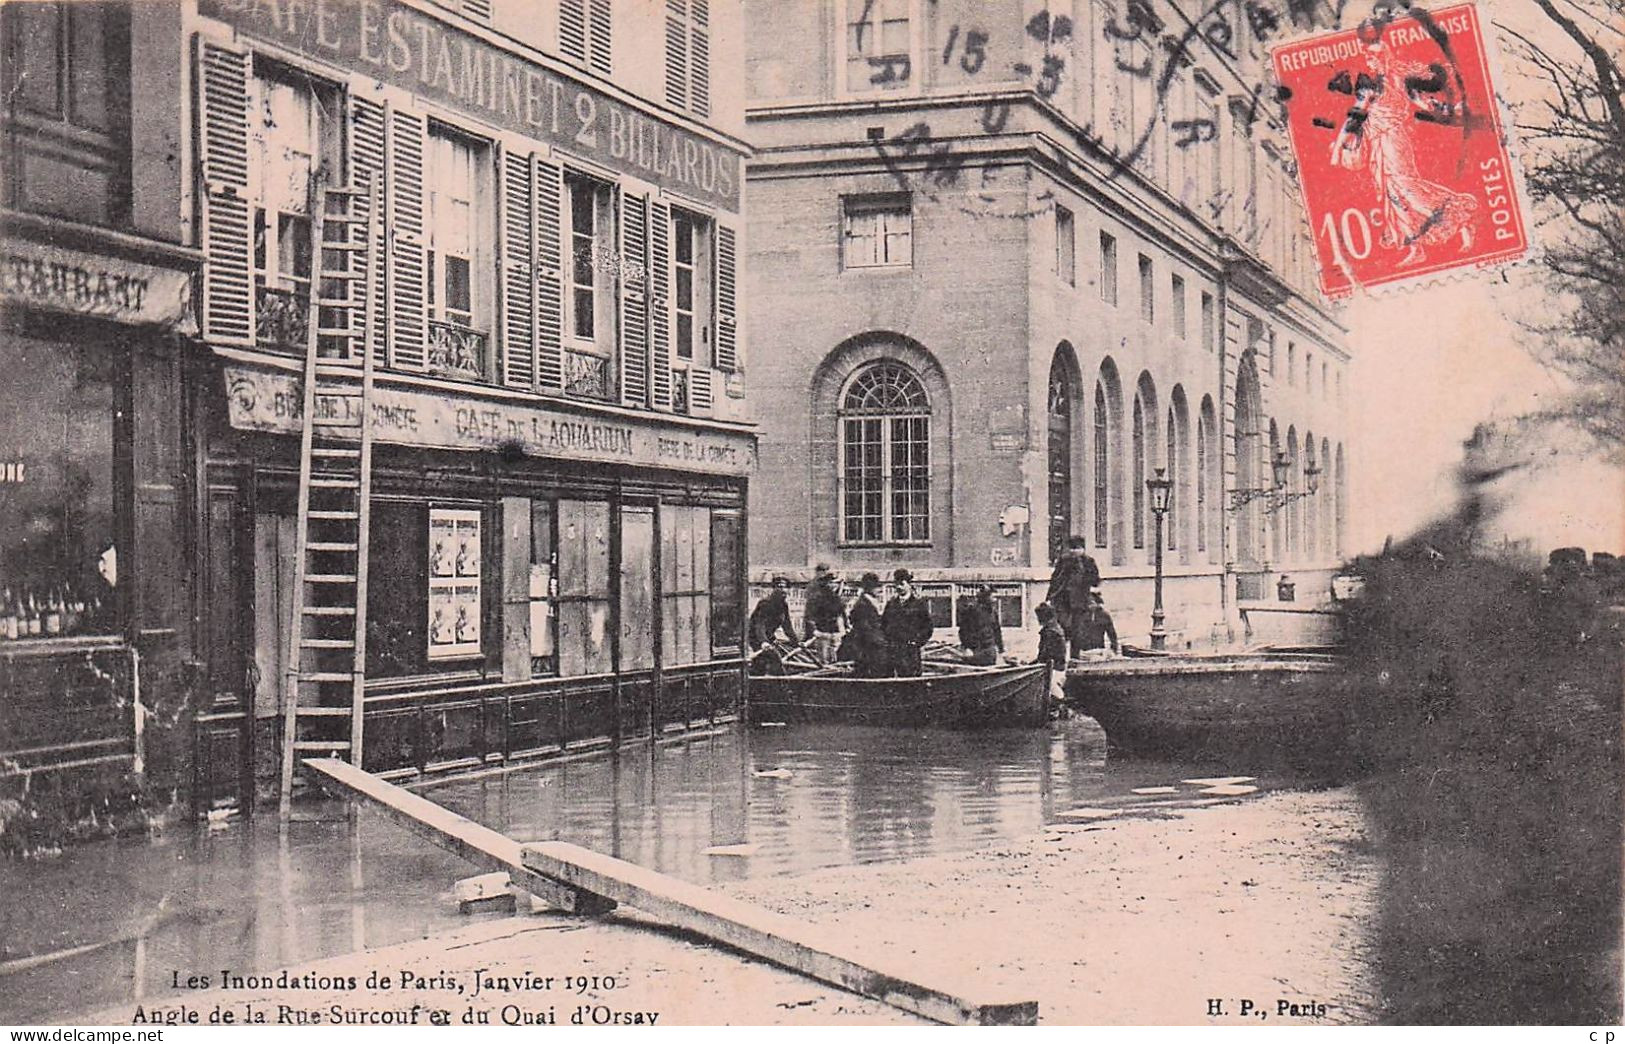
[749,664,1051,729]
[1064,657,1357,768]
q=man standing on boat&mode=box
[883,569,934,677]
[803,563,848,665]
[1047,535,1101,659]
[848,572,891,677]
[957,584,1005,666]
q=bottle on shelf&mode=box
[24,590,41,637]
[1,587,15,641]
[43,588,63,636]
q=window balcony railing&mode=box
[426,320,490,383]
[256,284,309,355]
[563,348,611,402]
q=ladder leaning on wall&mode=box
[279,170,381,818]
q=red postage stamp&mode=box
[1272,3,1530,298]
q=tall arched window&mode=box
[1131,397,1146,550]
[1093,383,1109,547]
[1047,354,1075,565]
[1165,407,1178,551]
[1196,417,1207,554]
[839,361,931,544]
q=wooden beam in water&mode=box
[302,758,615,916]
[522,841,1038,1026]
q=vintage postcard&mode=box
[0,0,1619,1030]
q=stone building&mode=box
[743,0,1351,646]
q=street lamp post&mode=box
[1146,467,1174,651]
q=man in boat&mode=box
[1073,590,1120,658]
[848,572,892,677]
[1047,535,1101,658]
[883,568,934,677]
[1034,601,1070,703]
[957,584,1005,666]
[803,563,849,665]
[748,575,799,651]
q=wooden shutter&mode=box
[387,105,428,370]
[198,40,253,346]
[534,156,565,391]
[500,148,535,390]
[689,366,713,414]
[589,0,612,74]
[664,0,688,110]
[619,190,649,408]
[559,0,586,63]
[690,0,709,116]
[648,200,672,410]
[350,95,388,360]
[714,221,737,373]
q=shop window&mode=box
[843,194,911,269]
[839,361,931,545]
[0,331,120,643]
[556,499,612,676]
[529,499,557,676]
[0,2,130,225]
[366,502,429,678]
[661,504,711,666]
[918,584,953,628]
[426,126,493,382]
[843,0,913,94]
[251,61,341,355]
[427,508,482,660]
[708,509,743,653]
[671,207,714,364]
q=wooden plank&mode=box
[302,758,615,915]
[522,841,1038,1026]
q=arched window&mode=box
[1196,417,1207,554]
[839,361,931,544]
[1047,357,1075,565]
[1131,397,1146,550]
[1165,407,1178,551]
[1093,383,1109,547]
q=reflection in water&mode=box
[1,719,1274,1023]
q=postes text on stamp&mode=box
[1272,3,1530,298]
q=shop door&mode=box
[617,505,656,739]
[252,513,298,722]
[195,484,254,814]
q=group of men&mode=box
[750,565,939,677]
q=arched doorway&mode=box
[1047,346,1082,565]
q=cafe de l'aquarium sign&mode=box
[197,0,742,210]
[224,367,756,476]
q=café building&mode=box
[185,0,754,808]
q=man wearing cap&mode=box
[748,575,799,652]
[1047,535,1102,659]
[848,572,891,677]
[882,569,934,677]
[803,563,848,665]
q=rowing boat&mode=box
[748,661,1051,729]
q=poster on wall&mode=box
[427,508,481,660]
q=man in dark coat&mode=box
[1073,591,1120,656]
[958,584,1004,666]
[748,576,798,651]
[847,572,891,677]
[1047,535,1102,658]
[802,563,848,664]
[882,568,934,677]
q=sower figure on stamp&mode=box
[882,569,934,678]
[847,572,891,678]
[1046,535,1101,659]
[802,563,848,665]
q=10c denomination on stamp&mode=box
[1273,4,1530,298]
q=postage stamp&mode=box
[1272,3,1531,299]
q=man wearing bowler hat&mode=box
[848,572,891,677]
[882,568,934,677]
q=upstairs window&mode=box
[1138,254,1154,323]
[843,195,912,269]
[664,0,710,116]
[559,0,611,74]
[1171,273,1186,339]
[564,172,618,354]
[671,207,715,365]
[844,0,913,94]
[425,126,493,380]
[1201,291,1215,351]
[1099,231,1118,305]
[1055,205,1076,286]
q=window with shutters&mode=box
[670,207,713,366]
[664,0,710,116]
[839,361,931,545]
[842,0,914,95]
[843,195,911,269]
[0,2,130,225]
[563,172,618,399]
[425,125,493,381]
[560,0,612,74]
[250,61,341,355]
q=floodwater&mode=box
[1,718,1295,1024]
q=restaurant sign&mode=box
[197,0,741,210]
[0,239,194,329]
[224,367,756,476]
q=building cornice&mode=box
[0,210,204,271]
